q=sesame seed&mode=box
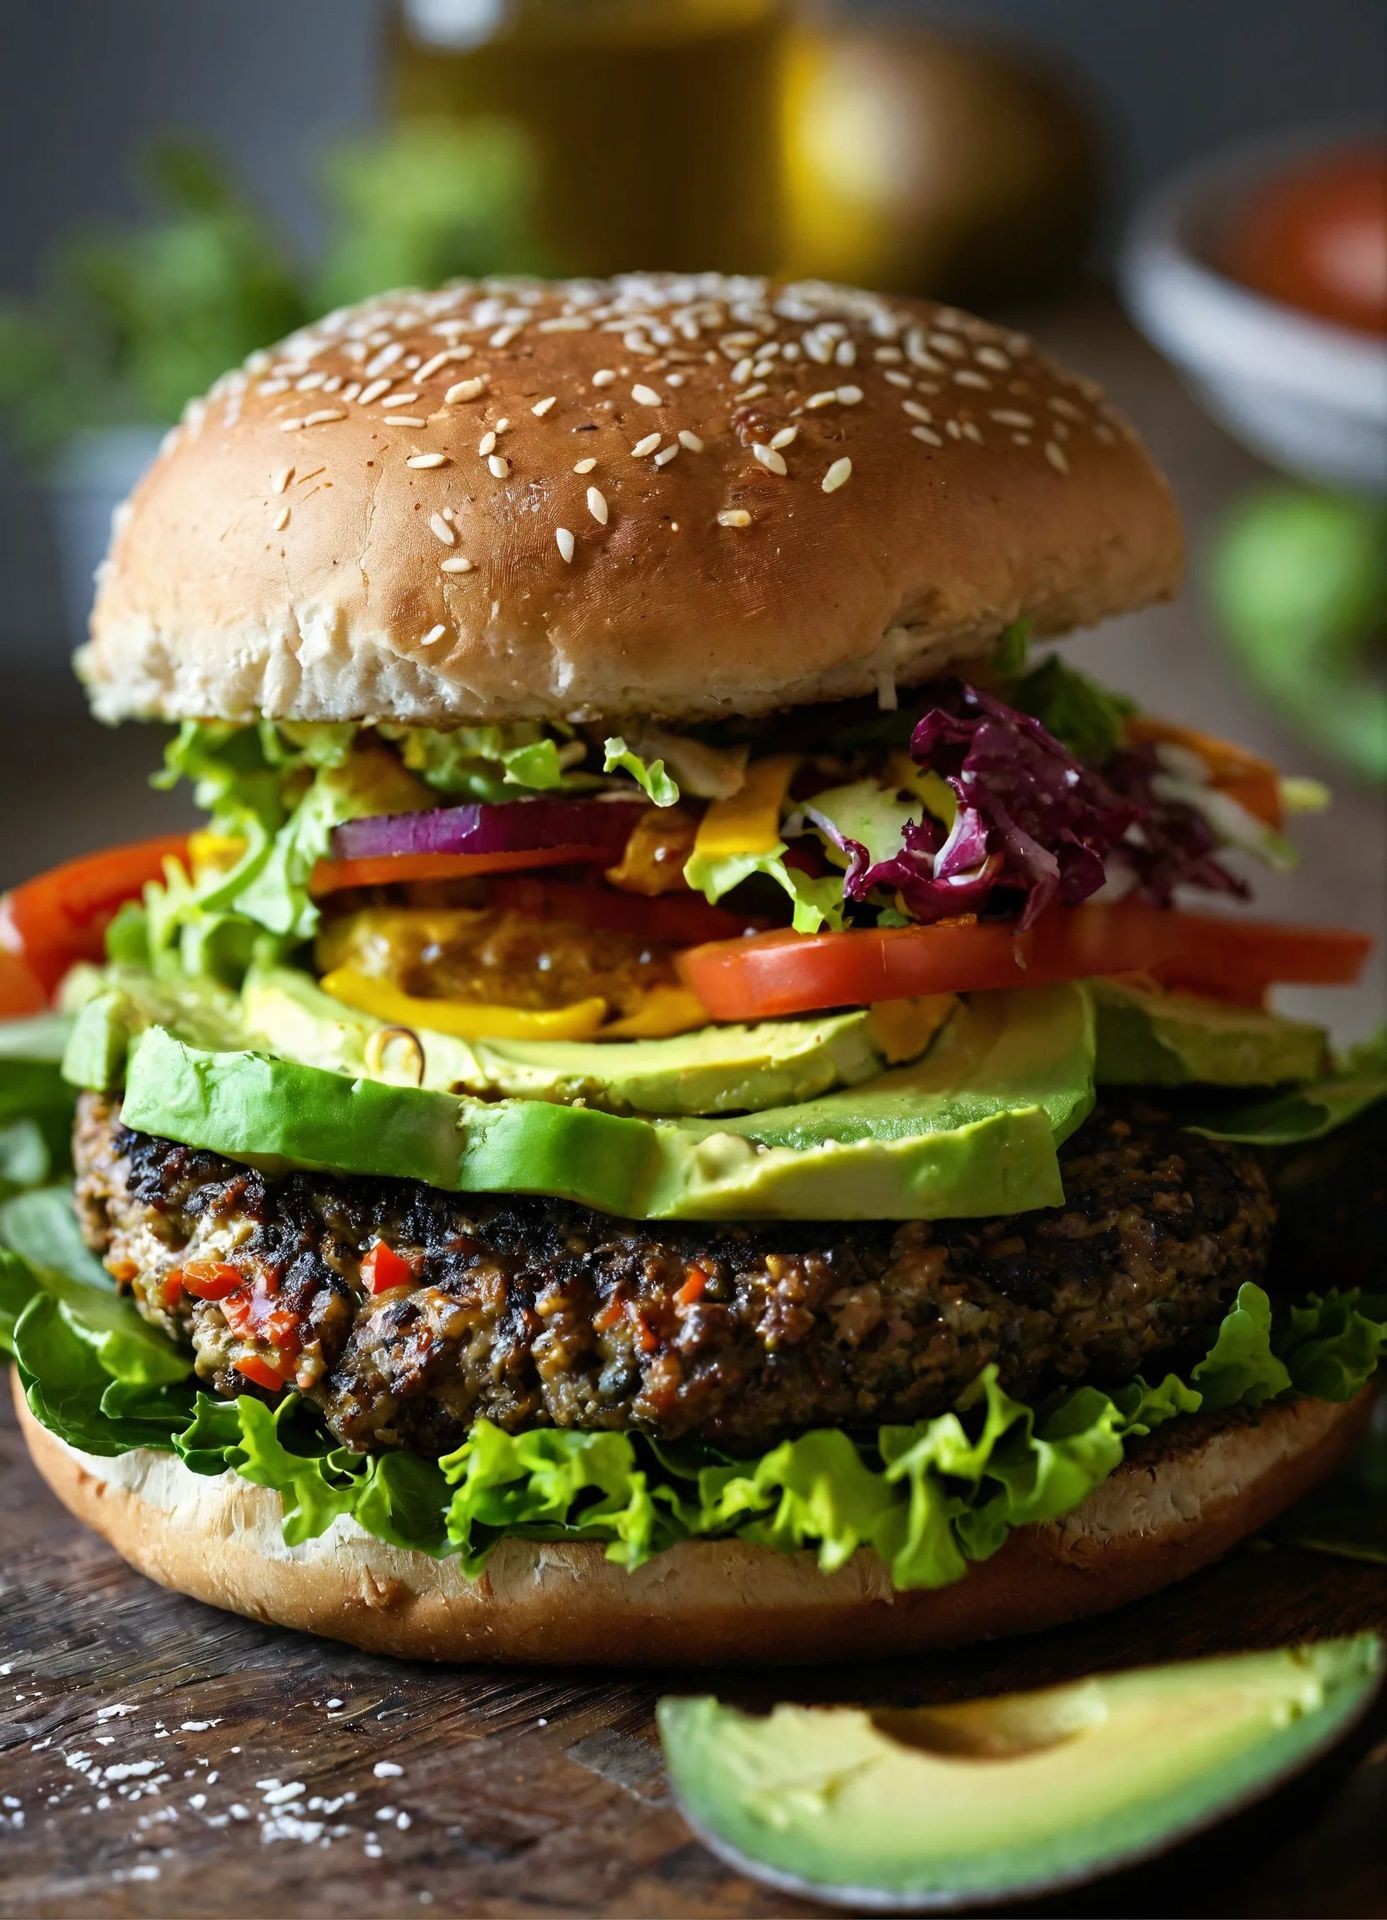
[753,443,787,476]
[884,370,912,389]
[835,385,863,405]
[631,432,662,457]
[769,426,798,450]
[445,377,488,404]
[1045,440,1070,474]
[989,409,1034,428]
[654,443,679,466]
[573,457,597,474]
[428,513,455,545]
[976,346,1011,371]
[586,485,609,525]
[271,467,293,493]
[278,419,304,432]
[384,415,426,427]
[478,430,497,456]
[954,369,991,389]
[379,391,420,407]
[531,395,557,416]
[271,506,290,532]
[730,357,754,384]
[741,382,769,400]
[632,383,663,406]
[440,555,475,573]
[717,509,752,528]
[495,418,510,433]
[488,453,510,479]
[911,425,943,446]
[902,400,932,423]
[356,378,391,406]
[834,340,857,366]
[822,456,852,493]
[591,369,616,387]
[556,527,576,563]
[406,452,448,469]
[677,429,704,452]
[805,390,837,410]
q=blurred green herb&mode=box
[0,121,544,462]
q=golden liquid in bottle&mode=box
[389,0,787,277]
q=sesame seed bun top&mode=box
[83,274,1182,727]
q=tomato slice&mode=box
[2,834,190,998]
[487,875,765,945]
[678,903,1372,1020]
[309,844,616,897]
[0,944,48,1018]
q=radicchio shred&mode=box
[826,682,1245,929]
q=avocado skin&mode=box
[1092,980,1327,1088]
[109,984,1093,1222]
[658,1636,1384,1910]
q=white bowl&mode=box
[1122,135,1387,492]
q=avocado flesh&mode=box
[1092,979,1327,1087]
[658,1636,1384,1910]
[240,965,943,1117]
[99,984,1093,1221]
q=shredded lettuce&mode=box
[601,736,680,808]
[3,1180,1379,1592]
[682,842,850,933]
[1004,653,1135,766]
[382,723,585,802]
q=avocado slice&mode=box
[240,964,950,1117]
[658,1636,1384,1912]
[107,984,1092,1221]
[1092,978,1327,1087]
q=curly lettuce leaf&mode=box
[602,736,681,808]
[1005,653,1135,766]
[682,844,849,934]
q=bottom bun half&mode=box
[15,1381,1373,1667]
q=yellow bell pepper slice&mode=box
[600,987,711,1039]
[188,830,247,877]
[885,754,956,827]
[320,967,609,1041]
[691,755,799,859]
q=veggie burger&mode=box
[2,275,1381,1664]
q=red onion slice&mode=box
[330,796,645,864]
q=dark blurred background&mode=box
[1,0,1383,1030]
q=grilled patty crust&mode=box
[73,1093,1276,1455]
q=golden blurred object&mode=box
[781,22,1102,301]
[389,0,788,276]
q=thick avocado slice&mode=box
[1092,978,1327,1087]
[109,985,1092,1221]
[240,964,951,1117]
[658,1636,1384,1912]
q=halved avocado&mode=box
[658,1636,1383,1912]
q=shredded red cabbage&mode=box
[829,683,1244,928]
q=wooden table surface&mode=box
[1,1384,1384,1920]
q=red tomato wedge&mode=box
[2,834,190,999]
[487,875,767,945]
[309,844,615,897]
[677,903,1372,1020]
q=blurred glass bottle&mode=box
[388,0,788,277]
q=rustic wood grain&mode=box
[1,1386,1384,1920]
